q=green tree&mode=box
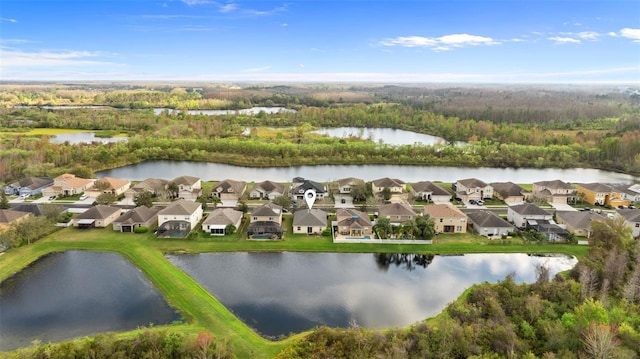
[272,195,293,210]
[95,193,116,205]
[167,182,179,199]
[225,224,236,235]
[381,187,392,201]
[350,183,369,202]
[134,191,154,207]
[0,192,9,209]
[415,215,436,240]
[374,217,392,239]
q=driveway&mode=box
[550,202,576,211]
[334,194,354,208]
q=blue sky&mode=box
[1,0,638,83]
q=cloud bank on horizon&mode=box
[0,0,638,83]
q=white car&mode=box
[19,194,30,199]
[79,194,89,201]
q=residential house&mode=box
[454,178,493,202]
[378,201,416,224]
[555,211,605,238]
[614,185,640,204]
[247,221,284,240]
[293,209,327,235]
[371,177,407,202]
[212,179,247,201]
[492,182,530,204]
[172,175,202,201]
[410,181,451,203]
[112,206,161,233]
[86,177,131,198]
[575,183,630,208]
[423,203,467,234]
[251,202,283,225]
[616,209,640,238]
[526,219,568,241]
[157,200,203,238]
[532,180,575,204]
[335,208,373,238]
[467,210,514,237]
[249,180,285,200]
[0,209,31,231]
[202,208,243,236]
[43,173,94,198]
[4,177,53,196]
[124,178,168,200]
[336,177,365,195]
[507,203,552,228]
[290,177,328,201]
[73,205,122,229]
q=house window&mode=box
[211,228,224,235]
[460,219,466,222]
[269,217,274,221]
[253,216,257,221]
[636,223,639,228]
[439,218,443,223]
[456,226,462,231]
[297,227,301,231]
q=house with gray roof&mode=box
[157,200,203,238]
[371,177,407,201]
[251,202,283,225]
[293,209,327,235]
[454,178,493,202]
[172,175,202,201]
[467,210,514,237]
[74,205,122,229]
[124,178,168,200]
[616,209,640,238]
[378,201,416,224]
[507,203,552,228]
[202,208,243,236]
[492,182,530,204]
[0,209,31,230]
[4,177,53,196]
[532,180,575,204]
[113,206,162,233]
[336,177,365,194]
[250,180,285,200]
[212,179,247,201]
[410,181,451,203]
[555,211,605,238]
[290,177,328,201]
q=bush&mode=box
[134,226,149,233]
[321,227,332,237]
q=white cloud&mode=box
[620,28,640,42]
[548,36,581,44]
[0,49,120,67]
[181,0,213,5]
[575,31,599,40]
[242,66,271,73]
[219,3,238,13]
[0,17,17,23]
[608,32,618,37]
[380,33,499,51]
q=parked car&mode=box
[19,194,30,199]
[476,200,484,206]
[79,194,88,201]
[469,199,477,205]
[48,195,57,201]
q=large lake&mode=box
[0,251,180,351]
[97,160,639,184]
[167,252,577,338]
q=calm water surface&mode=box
[0,251,180,351]
[97,160,639,183]
[49,132,128,144]
[313,127,464,146]
[167,252,577,338]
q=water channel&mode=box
[97,160,639,183]
[0,251,180,351]
[167,252,577,338]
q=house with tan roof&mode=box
[43,173,94,198]
[0,209,31,231]
[157,200,203,238]
[86,177,131,198]
[335,208,373,238]
[124,178,169,200]
[336,177,365,194]
[410,181,451,203]
[423,203,467,234]
[378,201,416,224]
[555,211,605,238]
[371,177,407,201]
[249,180,285,200]
[575,183,630,207]
[532,180,575,204]
[73,205,122,229]
[172,175,202,201]
[454,178,493,202]
[202,208,243,236]
[113,206,162,233]
[492,182,530,204]
[212,179,247,201]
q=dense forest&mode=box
[0,83,639,182]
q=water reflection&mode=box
[0,251,180,351]
[49,132,128,144]
[167,252,576,338]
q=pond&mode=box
[97,160,639,184]
[49,132,128,144]
[0,251,180,351]
[167,252,577,338]
[153,107,295,116]
[313,127,464,146]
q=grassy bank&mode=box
[0,227,588,357]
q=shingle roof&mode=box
[457,178,488,188]
[337,177,365,187]
[12,177,53,190]
[172,175,200,186]
[0,209,30,224]
[410,181,450,196]
[213,179,246,194]
[378,201,416,217]
[76,205,121,220]
[253,180,284,194]
[95,177,129,191]
[617,209,640,223]
[533,180,574,190]
[114,206,162,225]
[336,208,371,227]
[372,177,405,188]
[492,182,527,197]
[556,211,604,229]
[423,203,466,219]
[467,210,512,228]
[252,202,282,217]
[509,203,549,216]
[55,173,93,189]
[292,179,326,193]
[202,208,243,226]
[293,209,327,227]
[131,178,168,192]
[577,183,614,193]
[158,200,201,216]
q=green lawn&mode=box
[0,226,588,357]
